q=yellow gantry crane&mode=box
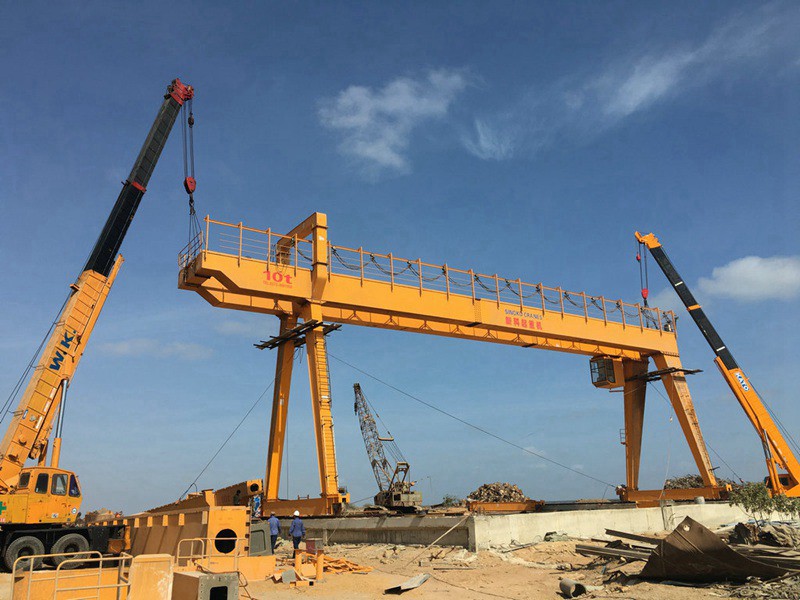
[179,212,729,512]
[636,232,800,497]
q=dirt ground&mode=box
[241,539,736,600]
[0,539,743,599]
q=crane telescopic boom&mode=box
[0,78,194,498]
[636,232,800,496]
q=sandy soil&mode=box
[0,540,737,599]
[241,540,735,600]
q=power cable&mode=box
[646,381,744,482]
[179,376,275,500]
[328,352,616,489]
[1,293,71,425]
[748,378,800,458]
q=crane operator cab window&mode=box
[51,474,68,496]
[17,472,30,490]
[34,473,49,494]
[69,475,81,497]
[590,356,625,389]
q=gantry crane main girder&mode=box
[178,212,726,511]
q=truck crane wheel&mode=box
[4,536,45,571]
[50,534,90,568]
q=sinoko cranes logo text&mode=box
[49,330,76,372]
[263,270,294,288]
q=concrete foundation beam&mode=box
[298,502,758,552]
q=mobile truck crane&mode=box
[0,78,194,569]
[636,232,800,497]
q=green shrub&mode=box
[729,482,800,524]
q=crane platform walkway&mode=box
[179,215,678,359]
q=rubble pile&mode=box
[727,576,800,599]
[759,524,800,548]
[468,482,529,503]
[663,473,737,489]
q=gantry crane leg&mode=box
[622,359,648,492]
[654,354,717,486]
[623,353,723,505]
[302,303,345,512]
[264,315,297,501]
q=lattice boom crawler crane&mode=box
[353,384,422,511]
[0,78,194,570]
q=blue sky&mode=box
[1,2,799,513]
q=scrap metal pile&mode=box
[663,473,738,489]
[577,517,800,585]
[468,482,529,503]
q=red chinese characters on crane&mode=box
[505,316,543,331]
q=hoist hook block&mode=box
[184,177,197,195]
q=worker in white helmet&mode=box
[289,510,305,551]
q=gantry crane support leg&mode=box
[623,359,649,492]
[264,314,297,501]
[302,303,342,504]
[653,353,717,487]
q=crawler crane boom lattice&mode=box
[0,79,194,569]
[636,231,800,497]
[353,383,422,512]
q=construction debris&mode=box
[663,474,737,489]
[559,577,588,598]
[759,524,800,548]
[468,482,529,503]
[724,575,800,599]
[577,516,799,584]
[384,573,431,595]
[294,552,373,574]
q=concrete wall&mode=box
[305,514,470,548]
[471,502,754,550]
[296,502,754,552]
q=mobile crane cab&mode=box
[3,468,82,526]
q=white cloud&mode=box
[462,4,800,160]
[523,445,547,456]
[100,338,212,360]
[648,287,687,315]
[648,255,800,311]
[698,256,800,302]
[601,51,695,119]
[214,320,257,336]
[319,69,468,174]
[461,119,515,160]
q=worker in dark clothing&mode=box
[267,511,280,554]
[289,510,305,550]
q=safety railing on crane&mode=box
[179,216,314,272]
[180,216,676,333]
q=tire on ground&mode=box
[4,535,45,571]
[50,533,90,568]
